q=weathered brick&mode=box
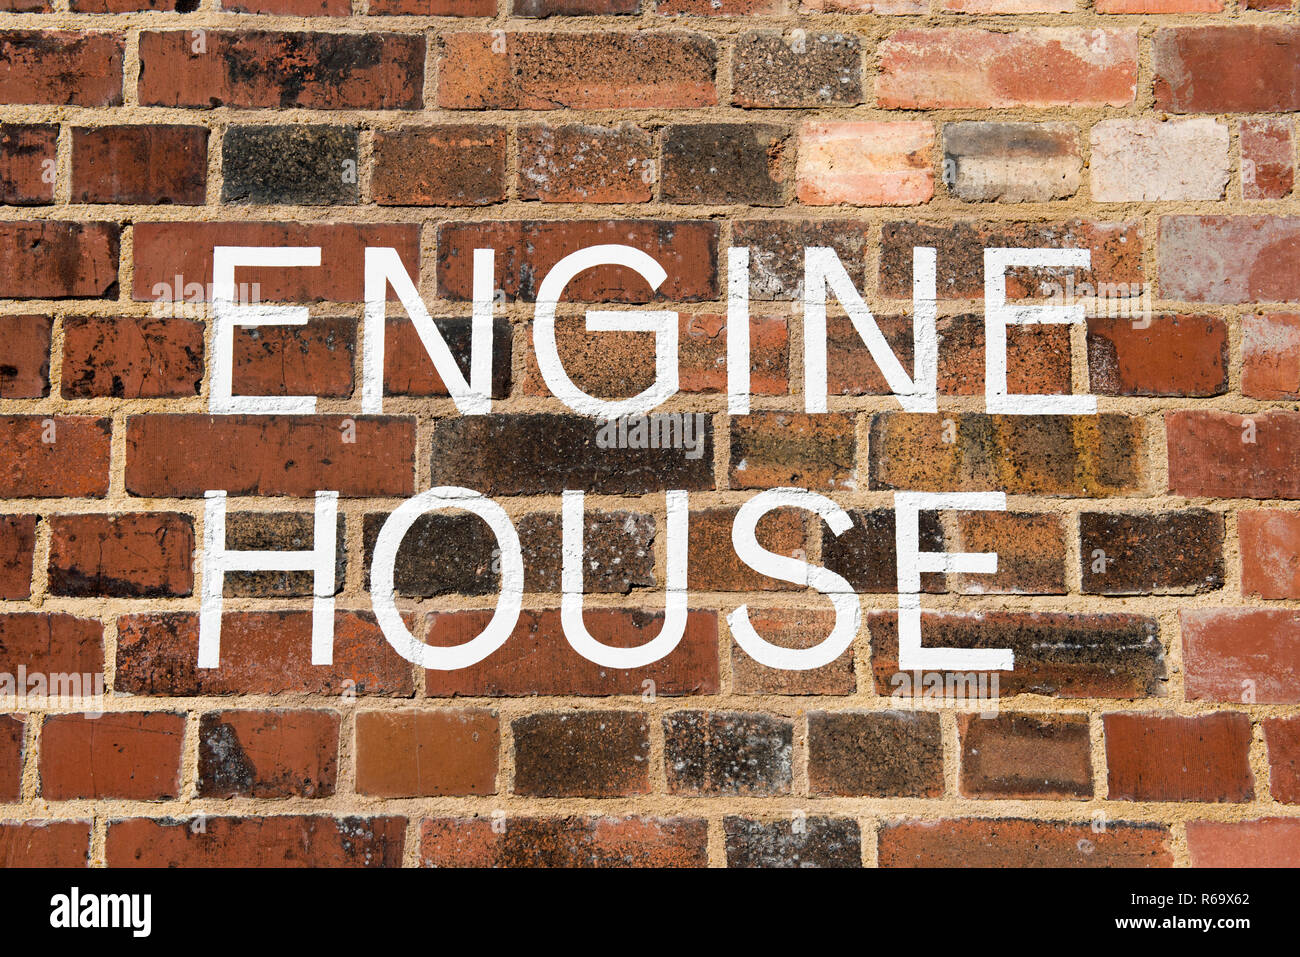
[1088,315,1227,397]
[0,125,55,205]
[730,609,855,696]
[877,29,1138,109]
[1080,510,1224,595]
[870,611,1166,699]
[48,513,195,598]
[0,715,23,802]
[942,122,1080,203]
[1166,410,1300,499]
[222,125,357,206]
[797,121,933,207]
[512,711,650,797]
[369,0,494,11]
[0,613,103,677]
[949,511,1067,595]
[1241,118,1294,201]
[40,713,184,801]
[945,0,1071,9]
[419,816,707,868]
[724,817,861,868]
[733,219,871,301]
[804,0,925,10]
[1187,818,1300,868]
[1154,27,1300,113]
[1182,609,1300,704]
[0,821,90,867]
[0,516,36,600]
[807,711,943,797]
[232,316,355,400]
[439,32,716,110]
[224,0,351,12]
[114,611,414,697]
[729,412,855,491]
[689,506,806,592]
[515,0,639,13]
[0,32,123,106]
[437,220,718,302]
[72,125,207,205]
[0,315,51,398]
[383,316,511,399]
[1090,118,1229,202]
[1264,716,1300,804]
[355,710,497,797]
[424,609,719,697]
[1242,314,1300,400]
[1105,712,1253,803]
[663,711,793,796]
[869,413,1147,496]
[879,819,1172,867]
[0,416,112,498]
[429,413,713,495]
[958,713,1092,800]
[222,511,346,598]
[518,123,654,204]
[61,318,204,399]
[659,0,784,10]
[1097,0,1221,8]
[1239,510,1300,599]
[372,125,506,206]
[822,508,945,595]
[880,219,1143,300]
[662,123,788,206]
[731,31,861,109]
[125,415,415,497]
[106,816,405,867]
[1161,216,1300,304]
[132,222,419,303]
[139,31,424,109]
[198,710,339,799]
[0,222,118,299]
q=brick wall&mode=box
[1,0,1298,868]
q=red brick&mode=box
[0,613,103,677]
[0,416,111,498]
[355,709,497,797]
[1104,712,1253,802]
[132,222,419,303]
[139,31,424,110]
[48,513,194,598]
[688,506,806,592]
[515,0,639,13]
[369,0,494,11]
[61,318,201,399]
[0,715,22,802]
[1160,216,1300,303]
[423,609,719,697]
[0,32,123,106]
[437,220,717,303]
[0,821,90,867]
[224,0,350,12]
[0,125,55,205]
[0,0,50,11]
[372,125,506,206]
[1187,818,1300,867]
[880,819,1172,867]
[40,712,184,801]
[870,611,1165,699]
[881,219,1143,301]
[877,29,1138,109]
[233,316,355,400]
[659,0,784,11]
[1087,315,1227,397]
[1182,609,1300,704]
[1155,27,1300,113]
[1241,118,1294,201]
[950,511,1067,595]
[419,816,707,868]
[730,609,856,696]
[1167,410,1300,500]
[114,611,414,697]
[1264,716,1300,804]
[198,710,339,799]
[0,222,118,299]
[106,816,405,867]
[729,412,856,491]
[439,32,716,110]
[1239,510,1300,599]
[71,126,207,205]
[518,123,654,204]
[870,413,1147,496]
[512,711,649,797]
[382,316,511,399]
[0,516,35,601]
[125,414,415,497]
[958,713,1092,800]
[1097,0,1221,8]
[0,315,51,398]
[1241,313,1300,400]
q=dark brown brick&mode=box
[731,31,862,108]
[0,515,36,600]
[222,125,357,206]
[724,816,861,868]
[373,125,506,206]
[807,711,943,797]
[731,219,870,301]
[661,123,788,206]
[222,512,346,599]
[512,711,650,797]
[729,411,855,491]
[518,123,654,204]
[419,816,707,868]
[958,713,1092,800]
[663,711,793,796]
[1080,510,1224,595]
